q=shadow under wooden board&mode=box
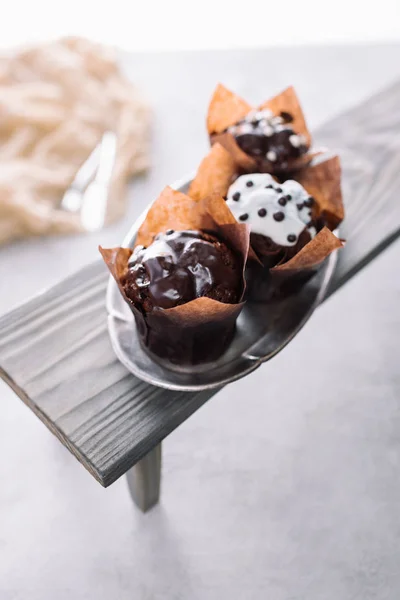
[1,80,400,488]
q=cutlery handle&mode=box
[96,131,117,186]
[80,182,108,232]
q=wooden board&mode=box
[1,80,400,487]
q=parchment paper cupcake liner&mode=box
[100,187,251,366]
[189,146,344,301]
[206,84,314,176]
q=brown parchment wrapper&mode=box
[271,227,343,275]
[189,144,343,251]
[100,188,251,366]
[210,132,258,173]
[259,86,311,146]
[246,227,344,302]
[190,140,323,206]
[257,156,343,299]
[136,186,240,246]
[207,83,252,136]
[295,154,344,229]
[192,148,343,233]
[188,143,237,201]
[206,83,313,175]
[248,155,344,300]
[189,149,344,301]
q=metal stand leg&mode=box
[126,444,162,512]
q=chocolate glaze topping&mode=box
[227,109,308,171]
[124,230,241,311]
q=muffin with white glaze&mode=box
[189,146,345,300]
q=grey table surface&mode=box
[1,43,400,600]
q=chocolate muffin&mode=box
[100,185,252,369]
[123,229,241,312]
[226,109,308,174]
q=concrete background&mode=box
[1,44,400,599]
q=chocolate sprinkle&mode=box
[280,111,293,123]
[287,233,297,243]
[278,197,287,206]
[304,196,315,207]
[296,203,303,210]
[246,180,254,188]
[258,208,267,217]
[286,194,292,200]
[239,213,249,221]
[232,192,241,201]
[165,229,174,235]
[273,211,285,222]
[265,184,274,189]
[276,187,283,193]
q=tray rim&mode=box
[105,174,339,391]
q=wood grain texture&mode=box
[318,80,400,295]
[1,80,400,487]
[0,261,216,485]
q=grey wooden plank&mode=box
[317,80,400,295]
[0,261,216,486]
[1,78,400,487]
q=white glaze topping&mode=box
[128,238,177,266]
[226,173,316,247]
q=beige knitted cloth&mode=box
[0,37,151,244]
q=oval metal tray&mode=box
[106,175,338,391]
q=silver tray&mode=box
[106,174,338,391]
